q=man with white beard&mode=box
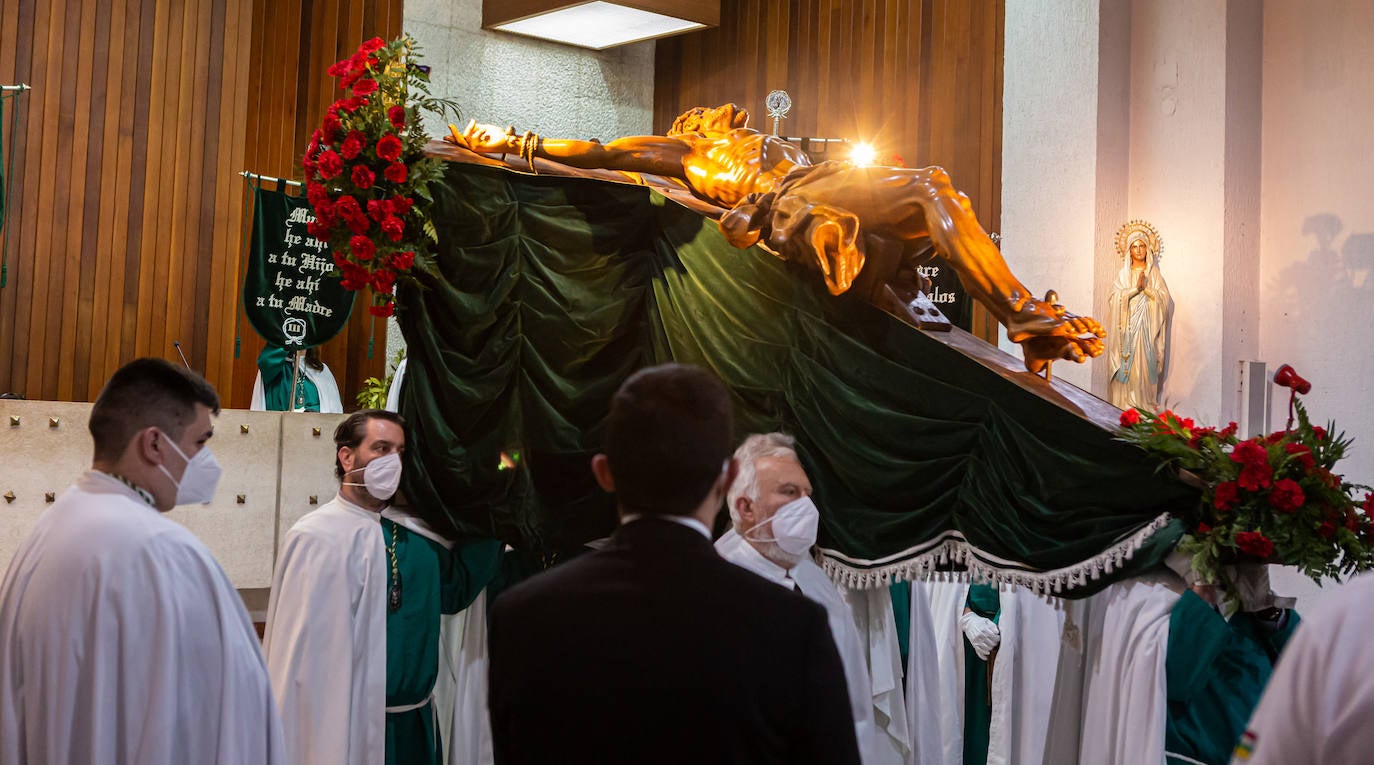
[714,432,880,763]
[0,358,285,765]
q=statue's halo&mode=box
[1114,219,1163,261]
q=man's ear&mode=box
[338,445,355,475]
[590,454,615,493]
[134,427,163,466]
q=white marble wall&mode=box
[0,399,347,589]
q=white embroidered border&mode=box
[817,512,1174,594]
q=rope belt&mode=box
[385,694,433,714]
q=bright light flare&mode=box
[849,142,877,167]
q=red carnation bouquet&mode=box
[1118,397,1374,586]
[302,35,457,317]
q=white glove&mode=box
[960,611,1001,660]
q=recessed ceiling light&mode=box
[484,1,719,51]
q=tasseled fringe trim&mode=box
[818,513,1173,594]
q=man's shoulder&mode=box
[287,498,378,542]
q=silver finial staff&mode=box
[765,90,792,137]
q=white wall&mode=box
[1000,0,1115,390]
[391,0,657,359]
[1259,0,1374,488]
[404,0,654,143]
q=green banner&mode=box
[242,184,352,349]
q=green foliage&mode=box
[1118,402,1374,587]
[355,346,408,410]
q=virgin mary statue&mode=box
[1107,221,1171,411]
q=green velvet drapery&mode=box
[394,160,1196,594]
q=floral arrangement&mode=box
[302,35,457,317]
[1118,380,1374,587]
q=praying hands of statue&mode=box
[1137,272,1147,292]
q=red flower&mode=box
[384,162,407,184]
[1284,442,1315,470]
[360,37,386,54]
[1196,522,1213,534]
[1230,439,1268,466]
[1269,478,1305,513]
[367,199,394,222]
[339,263,370,291]
[327,59,350,78]
[351,164,376,190]
[1214,481,1239,511]
[1313,426,1328,441]
[1235,531,1275,559]
[1318,521,1336,539]
[316,149,344,180]
[380,215,405,242]
[371,268,397,295]
[349,235,376,261]
[1220,422,1239,438]
[369,302,396,318]
[338,96,368,113]
[1264,431,1287,446]
[353,78,378,96]
[311,201,335,228]
[1119,409,1141,427]
[306,181,329,209]
[390,251,415,270]
[390,196,413,215]
[1188,427,1217,449]
[307,219,329,239]
[376,134,404,163]
[388,105,407,129]
[322,114,342,142]
[1363,492,1374,514]
[341,130,367,160]
[336,194,363,222]
[1238,462,1274,491]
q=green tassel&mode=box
[1,263,6,288]
[234,334,240,359]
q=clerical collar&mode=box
[620,513,711,540]
[93,470,156,508]
[730,533,797,589]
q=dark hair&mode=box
[604,363,734,517]
[334,409,406,479]
[89,358,221,462]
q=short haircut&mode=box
[604,363,734,517]
[89,358,221,462]
[727,433,800,528]
[334,409,406,479]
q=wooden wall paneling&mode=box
[0,0,21,393]
[653,0,1004,341]
[0,0,398,404]
[67,0,102,399]
[22,0,62,397]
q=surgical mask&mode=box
[344,452,402,501]
[745,495,820,555]
[156,431,222,506]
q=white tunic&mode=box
[1078,570,1184,765]
[715,530,879,763]
[0,472,286,765]
[1235,571,1374,764]
[263,495,386,765]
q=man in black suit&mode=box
[488,363,861,764]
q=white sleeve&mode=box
[1239,577,1374,764]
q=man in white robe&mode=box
[0,357,285,765]
[715,432,880,763]
[263,410,400,765]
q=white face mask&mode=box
[344,451,403,501]
[156,431,222,506]
[745,495,820,555]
